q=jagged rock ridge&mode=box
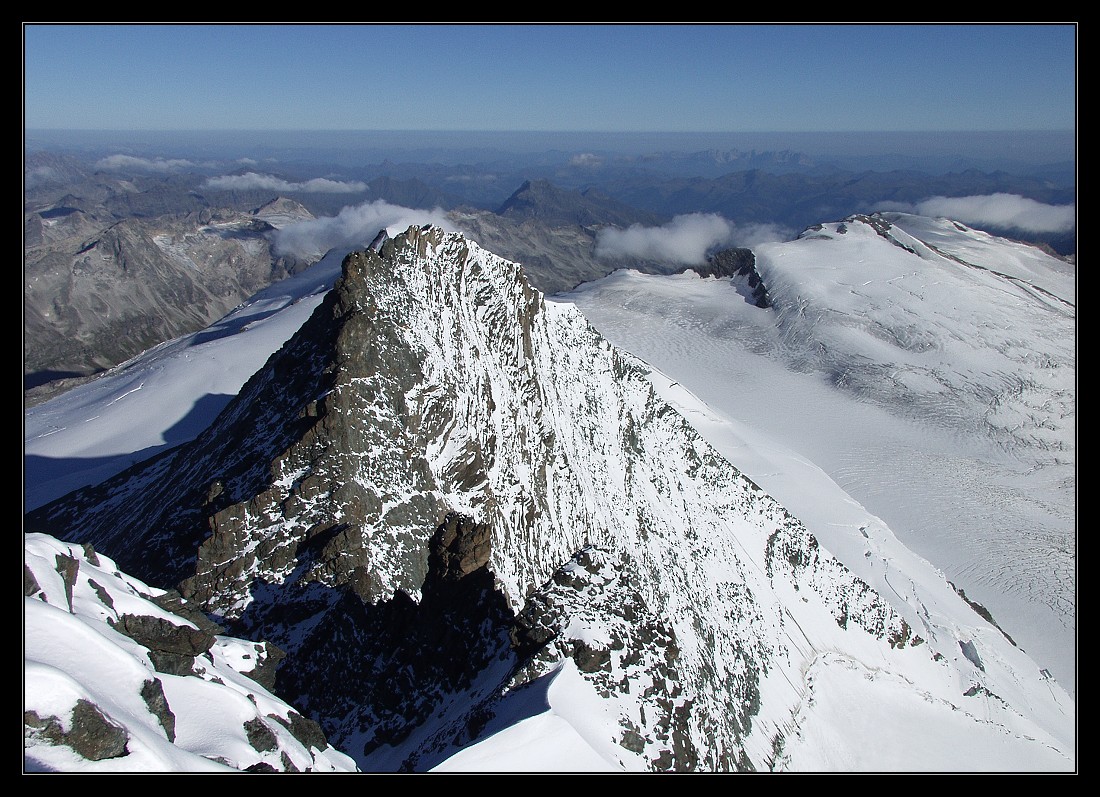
[28,225,1063,771]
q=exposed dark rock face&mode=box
[241,642,287,692]
[242,512,517,766]
[949,581,1017,647]
[150,590,225,636]
[88,579,115,611]
[109,613,216,656]
[846,212,918,254]
[26,255,372,588]
[140,679,177,742]
[25,700,129,762]
[24,563,42,597]
[81,542,100,566]
[245,718,279,752]
[54,553,79,613]
[431,512,492,581]
[270,712,329,752]
[108,613,216,676]
[683,247,771,308]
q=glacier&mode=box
[563,212,1076,693]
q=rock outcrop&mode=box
[24,534,357,772]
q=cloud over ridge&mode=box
[95,154,196,172]
[272,200,456,260]
[911,194,1075,234]
[570,152,603,167]
[595,214,792,264]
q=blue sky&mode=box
[23,23,1076,132]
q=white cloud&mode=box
[95,154,196,172]
[724,222,796,249]
[203,172,368,194]
[272,199,456,260]
[874,200,916,213]
[595,214,791,264]
[914,194,1075,234]
[570,152,602,167]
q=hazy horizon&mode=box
[25,128,1076,168]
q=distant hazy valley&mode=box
[23,131,1075,402]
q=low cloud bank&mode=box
[903,194,1075,234]
[204,172,367,194]
[272,200,455,260]
[26,166,62,188]
[595,214,792,265]
[95,154,196,172]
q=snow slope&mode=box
[24,248,344,512]
[560,212,1075,694]
[24,534,358,772]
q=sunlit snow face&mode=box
[23,222,1075,774]
[562,214,1075,695]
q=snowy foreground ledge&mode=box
[24,534,358,773]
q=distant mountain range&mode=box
[23,164,672,396]
[23,196,316,404]
[23,146,1075,403]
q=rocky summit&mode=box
[26,226,1075,772]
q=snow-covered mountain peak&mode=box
[756,212,1075,460]
[26,224,1075,771]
